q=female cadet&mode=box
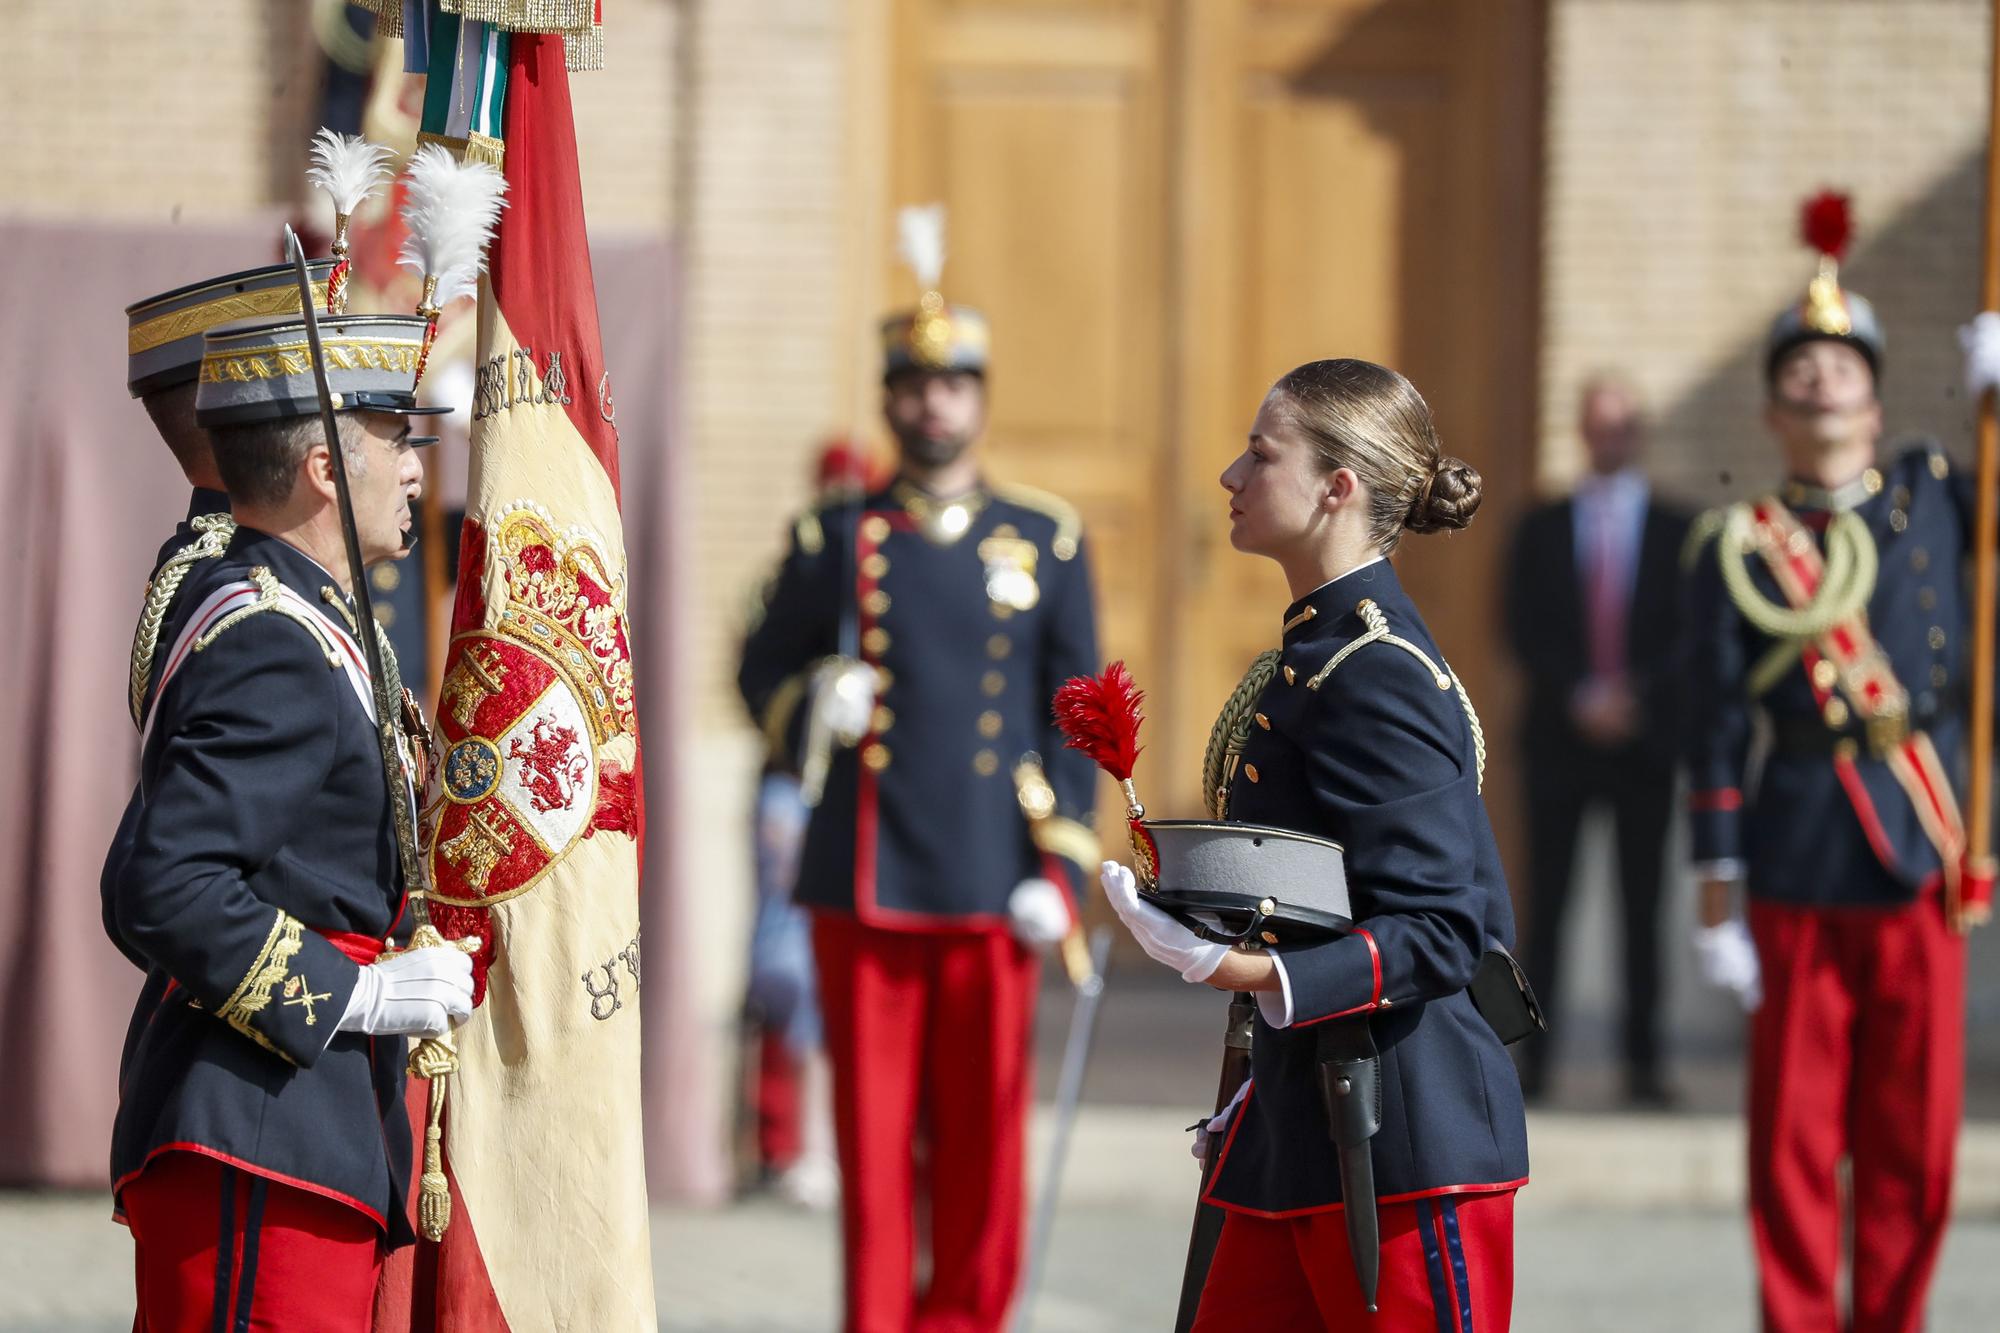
[1101,359,1529,1329]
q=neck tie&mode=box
[1586,495,1627,680]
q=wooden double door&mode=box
[882,0,1544,832]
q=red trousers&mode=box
[1192,1190,1515,1331]
[1748,896,1964,1333]
[125,1150,383,1333]
[812,912,1039,1333]
[756,1030,805,1169]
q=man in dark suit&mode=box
[1503,375,1691,1105]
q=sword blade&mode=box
[1011,926,1113,1333]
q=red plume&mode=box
[1800,190,1852,262]
[1053,661,1145,783]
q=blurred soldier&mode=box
[1684,193,1982,1333]
[737,209,1101,1332]
[1503,375,1690,1105]
[108,313,472,1331]
[739,439,879,1209]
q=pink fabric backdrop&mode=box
[0,219,710,1198]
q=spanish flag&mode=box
[377,24,655,1331]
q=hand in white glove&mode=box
[1961,311,2000,401]
[1692,918,1762,1012]
[338,946,476,1037]
[1190,1079,1251,1165]
[1007,877,1071,949]
[1100,861,1227,984]
[811,658,881,746]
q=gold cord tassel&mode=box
[398,922,472,1241]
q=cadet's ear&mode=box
[302,442,339,505]
[1322,466,1360,514]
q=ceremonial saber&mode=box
[285,227,466,1240]
[1012,925,1114,1333]
[1173,991,1256,1333]
[1962,0,2000,934]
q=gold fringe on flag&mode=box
[415,129,507,168]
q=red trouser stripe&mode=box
[811,911,1039,1333]
[1747,898,1964,1333]
[1192,1188,1516,1330]
[126,1150,382,1333]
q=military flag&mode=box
[372,8,655,1328]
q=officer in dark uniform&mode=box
[737,209,1101,1332]
[108,312,471,1332]
[1683,194,1979,1333]
[1102,359,1528,1330]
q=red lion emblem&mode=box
[508,716,589,814]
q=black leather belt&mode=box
[1769,700,1955,758]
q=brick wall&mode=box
[1541,0,1991,508]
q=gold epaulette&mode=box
[1305,600,1486,790]
[128,513,236,727]
[193,567,343,669]
[991,482,1081,561]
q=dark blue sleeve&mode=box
[1273,650,1490,1024]
[1682,536,1751,869]
[1034,534,1101,904]
[115,621,362,1067]
[737,512,843,772]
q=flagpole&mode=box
[1964,0,2000,933]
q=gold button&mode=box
[973,749,999,776]
[1933,665,1950,688]
[1255,712,1271,730]
[978,710,1003,738]
[872,705,895,733]
[862,553,890,579]
[1823,697,1850,728]
[864,590,892,616]
[1911,548,1930,573]
[1258,898,1277,915]
[862,515,891,542]
[875,667,894,690]
[1929,626,1948,651]
[1889,510,1908,534]
[1244,763,1261,783]
[1811,660,1839,691]
[862,743,891,772]
[982,671,1005,696]
[1919,588,1937,610]
[992,604,1014,621]
[1931,452,1951,480]
[373,603,397,628]
[372,565,401,592]
[863,627,891,656]
[1862,468,1883,495]
[987,634,1012,660]
[1283,666,1296,686]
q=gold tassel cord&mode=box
[1717,505,1878,641]
[1201,650,1282,819]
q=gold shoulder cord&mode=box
[992,482,1081,561]
[1710,502,1879,697]
[1305,601,1487,792]
[1201,650,1281,818]
[128,513,236,726]
[192,566,343,667]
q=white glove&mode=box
[1007,877,1071,948]
[1190,1079,1251,1164]
[1692,918,1762,1013]
[338,946,476,1037]
[1961,311,2000,401]
[811,658,881,747]
[1100,861,1227,984]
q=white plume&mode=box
[397,144,508,309]
[305,128,394,218]
[897,204,947,290]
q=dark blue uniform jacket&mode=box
[1204,560,1530,1217]
[737,481,1100,928]
[106,526,415,1243]
[1684,444,1972,905]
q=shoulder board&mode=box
[128,513,236,729]
[1304,599,1486,789]
[991,483,1081,561]
[142,567,374,741]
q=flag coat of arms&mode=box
[386,21,655,1331]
